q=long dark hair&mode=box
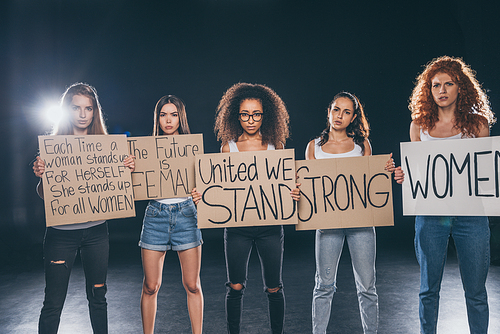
[153,95,191,135]
[53,83,107,135]
[318,91,370,154]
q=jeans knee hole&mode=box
[92,283,107,297]
[317,282,336,291]
[267,287,280,294]
[50,260,67,268]
[227,282,244,291]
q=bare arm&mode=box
[191,188,202,205]
[409,121,421,142]
[394,121,420,185]
[221,143,230,153]
[477,118,490,138]
[36,180,44,199]
[299,139,317,201]
[305,140,316,160]
[123,155,136,172]
[291,141,311,201]
[385,153,396,173]
[33,156,45,199]
[363,139,372,156]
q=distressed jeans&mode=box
[312,227,378,334]
[224,226,285,334]
[415,216,490,334]
[39,223,109,334]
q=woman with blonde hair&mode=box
[33,82,135,334]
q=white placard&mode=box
[400,136,500,216]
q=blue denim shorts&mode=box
[139,199,203,251]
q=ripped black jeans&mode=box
[39,222,109,334]
[224,226,285,334]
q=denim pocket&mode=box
[180,202,196,218]
[145,204,159,218]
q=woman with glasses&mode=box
[212,82,298,334]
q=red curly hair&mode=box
[409,56,495,137]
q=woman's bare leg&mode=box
[178,245,203,334]
[140,248,166,334]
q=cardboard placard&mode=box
[295,155,393,230]
[38,135,135,226]
[196,149,297,228]
[127,134,203,200]
[401,136,500,216]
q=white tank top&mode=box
[419,128,463,141]
[156,197,190,204]
[227,140,275,152]
[311,137,363,159]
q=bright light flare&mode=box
[42,102,65,127]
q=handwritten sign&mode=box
[401,136,500,215]
[195,149,297,228]
[127,134,203,200]
[38,135,135,226]
[295,155,393,230]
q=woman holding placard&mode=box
[139,95,203,334]
[394,56,495,334]
[33,82,135,334]
[213,82,297,334]
[305,91,394,334]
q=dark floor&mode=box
[1,224,499,334]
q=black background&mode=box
[1,0,499,255]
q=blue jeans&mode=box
[312,227,378,334]
[38,223,109,334]
[139,199,202,251]
[224,226,285,334]
[415,216,490,334]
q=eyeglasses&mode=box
[239,112,263,122]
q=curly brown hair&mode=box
[409,56,495,137]
[214,83,290,147]
[318,91,370,154]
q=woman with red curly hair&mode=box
[213,82,296,334]
[395,56,495,334]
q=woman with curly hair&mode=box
[306,92,392,334]
[213,82,295,334]
[395,56,495,334]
